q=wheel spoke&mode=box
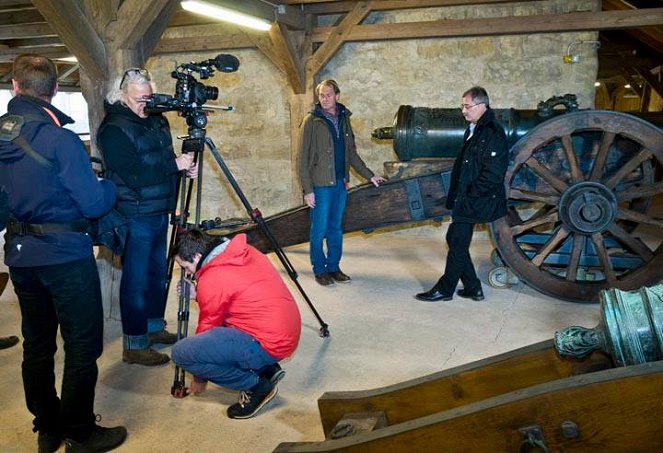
[531,225,570,267]
[616,182,663,202]
[511,211,559,236]
[589,131,615,181]
[561,135,583,183]
[606,223,654,262]
[508,188,559,205]
[525,157,569,193]
[565,233,585,282]
[591,232,616,285]
[616,208,663,228]
[604,148,653,189]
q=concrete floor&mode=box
[0,225,601,452]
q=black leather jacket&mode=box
[446,108,509,223]
[97,102,179,217]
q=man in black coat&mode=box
[416,86,508,302]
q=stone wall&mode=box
[147,0,599,226]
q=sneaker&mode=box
[329,271,351,283]
[227,377,277,419]
[122,348,170,366]
[64,425,127,453]
[259,363,286,387]
[314,273,334,286]
[38,431,62,453]
[0,335,19,350]
[148,330,178,345]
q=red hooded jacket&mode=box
[194,234,301,359]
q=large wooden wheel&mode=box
[490,111,663,302]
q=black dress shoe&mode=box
[457,288,485,301]
[415,288,453,302]
[329,271,351,283]
[315,273,335,286]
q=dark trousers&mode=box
[10,255,103,441]
[435,222,481,294]
[120,214,168,349]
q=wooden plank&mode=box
[0,44,68,62]
[294,0,541,14]
[31,0,106,79]
[0,0,32,7]
[0,23,55,40]
[0,8,44,26]
[311,8,663,42]
[139,0,179,58]
[109,0,173,51]
[307,1,372,77]
[269,23,305,94]
[211,0,305,30]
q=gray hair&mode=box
[105,70,155,104]
[462,86,490,107]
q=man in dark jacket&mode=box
[97,68,197,366]
[416,86,508,302]
[298,79,385,286]
[0,54,126,452]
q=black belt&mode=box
[6,220,90,236]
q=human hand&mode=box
[304,192,315,208]
[175,153,195,172]
[177,277,197,300]
[189,379,207,395]
[370,175,387,187]
[186,163,199,179]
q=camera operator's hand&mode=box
[186,163,198,179]
[175,153,195,172]
[304,192,315,208]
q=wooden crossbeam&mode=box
[293,0,538,14]
[0,45,69,62]
[109,0,175,51]
[311,8,663,42]
[0,23,55,40]
[269,23,305,94]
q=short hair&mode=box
[105,68,154,104]
[171,229,223,263]
[462,86,490,107]
[315,79,340,97]
[12,54,58,101]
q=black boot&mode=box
[64,425,127,453]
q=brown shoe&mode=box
[329,271,351,283]
[148,330,178,345]
[315,273,334,286]
[123,348,170,366]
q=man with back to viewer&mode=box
[0,54,127,453]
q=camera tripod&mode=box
[168,124,330,398]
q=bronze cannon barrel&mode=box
[373,95,663,161]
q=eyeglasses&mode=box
[460,102,484,110]
[120,68,150,87]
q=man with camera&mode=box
[97,68,198,366]
[0,54,126,453]
[170,229,301,419]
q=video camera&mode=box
[144,54,239,131]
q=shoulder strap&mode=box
[0,113,54,169]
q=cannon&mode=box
[210,96,663,303]
[371,97,663,302]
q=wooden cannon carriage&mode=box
[274,284,663,452]
[212,97,663,303]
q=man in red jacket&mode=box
[171,230,301,419]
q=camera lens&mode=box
[204,86,219,101]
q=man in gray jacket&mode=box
[298,79,385,286]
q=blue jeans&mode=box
[171,327,278,391]
[120,214,169,349]
[309,180,348,275]
[10,256,103,441]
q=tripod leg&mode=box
[171,270,191,398]
[204,137,330,337]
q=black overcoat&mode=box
[445,108,509,223]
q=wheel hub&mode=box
[558,182,617,234]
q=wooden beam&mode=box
[0,45,69,62]
[311,8,663,42]
[295,0,543,14]
[632,66,663,101]
[0,23,56,40]
[214,0,305,30]
[31,0,107,79]
[307,1,372,77]
[108,0,173,50]
[268,22,305,94]
[155,24,255,53]
[0,8,44,26]
[139,0,179,59]
[0,0,32,7]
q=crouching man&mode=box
[171,230,301,419]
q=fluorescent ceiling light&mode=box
[181,0,272,31]
[58,56,78,62]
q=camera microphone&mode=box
[213,54,240,73]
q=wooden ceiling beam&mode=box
[31,0,107,79]
[210,0,305,30]
[155,23,256,54]
[0,23,56,40]
[0,0,33,8]
[307,1,372,76]
[632,66,663,100]
[108,0,174,51]
[311,8,663,42]
[292,0,543,14]
[0,45,69,62]
[603,0,663,56]
[0,9,44,26]
[268,22,305,93]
